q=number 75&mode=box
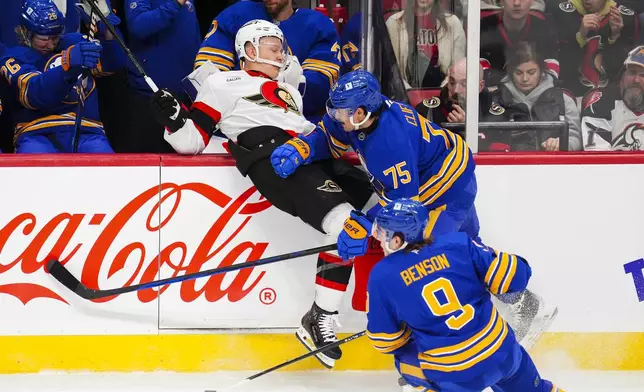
[383,162,411,189]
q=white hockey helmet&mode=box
[235,19,288,70]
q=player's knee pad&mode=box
[321,202,354,238]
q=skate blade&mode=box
[520,306,559,351]
[295,327,336,369]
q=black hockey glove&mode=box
[150,89,189,133]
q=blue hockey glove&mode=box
[337,211,373,261]
[270,137,313,178]
[61,39,102,73]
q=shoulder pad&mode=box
[489,101,506,115]
[422,96,441,109]
[559,1,576,12]
[618,5,635,16]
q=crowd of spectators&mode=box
[0,0,642,153]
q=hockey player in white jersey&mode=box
[150,19,376,369]
[581,46,644,151]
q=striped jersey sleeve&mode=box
[366,270,412,354]
[469,240,532,295]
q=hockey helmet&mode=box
[373,199,429,253]
[326,70,383,129]
[234,19,288,70]
[21,0,65,36]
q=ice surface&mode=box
[1,370,643,392]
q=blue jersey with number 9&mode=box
[366,231,532,383]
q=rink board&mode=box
[0,153,642,373]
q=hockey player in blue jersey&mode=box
[271,69,557,354]
[0,0,79,51]
[339,12,361,74]
[273,69,481,248]
[0,0,124,153]
[366,198,564,392]
[194,0,341,118]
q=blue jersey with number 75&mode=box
[305,98,475,212]
[366,232,532,383]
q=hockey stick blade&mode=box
[46,244,337,300]
[46,259,93,299]
[204,330,366,392]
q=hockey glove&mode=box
[61,39,102,74]
[270,137,313,178]
[337,211,373,261]
[150,89,189,133]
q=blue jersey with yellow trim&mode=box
[339,12,361,74]
[306,98,475,212]
[196,1,341,117]
[366,232,532,383]
[0,33,124,140]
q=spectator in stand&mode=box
[553,0,639,97]
[386,0,466,89]
[121,0,201,153]
[480,0,559,88]
[481,0,545,12]
[195,0,341,120]
[581,45,644,150]
[414,58,506,125]
[494,41,582,151]
[0,0,124,153]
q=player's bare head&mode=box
[507,42,544,95]
[501,0,533,20]
[583,0,607,13]
[263,0,291,18]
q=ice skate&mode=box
[505,290,559,350]
[295,302,342,369]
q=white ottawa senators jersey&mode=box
[581,87,644,151]
[165,70,316,155]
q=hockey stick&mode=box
[80,0,158,92]
[204,330,366,392]
[71,2,100,152]
[46,244,337,300]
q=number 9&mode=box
[422,277,475,330]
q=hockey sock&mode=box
[351,237,384,311]
[315,252,352,312]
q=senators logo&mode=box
[244,81,300,114]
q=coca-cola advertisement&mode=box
[0,164,366,335]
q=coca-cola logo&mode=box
[0,183,272,305]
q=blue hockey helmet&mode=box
[21,0,65,36]
[326,70,382,127]
[374,199,429,250]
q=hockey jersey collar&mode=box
[246,70,272,79]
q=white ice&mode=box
[1,370,643,392]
